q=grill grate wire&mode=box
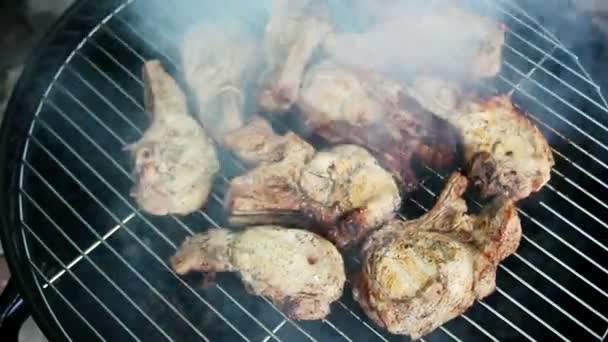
[14,0,608,341]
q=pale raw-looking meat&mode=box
[409,76,554,200]
[258,0,332,112]
[128,60,219,215]
[353,173,521,339]
[181,22,259,143]
[322,3,505,81]
[170,225,345,320]
[297,61,461,193]
[224,119,401,249]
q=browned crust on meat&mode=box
[225,175,304,215]
[354,172,522,338]
[277,296,331,320]
[466,95,554,201]
[474,196,522,262]
[226,120,399,248]
[228,185,388,249]
[306,93,461,194]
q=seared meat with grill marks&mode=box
[322,3,505,81]
[297,61,460,193]
[128,60,219,216]
[409,76,554,200]
[225,120,401,248]
[170,225,345,320]
[259,0,331,113]
[354,173,521,339]
[181,22,259,143]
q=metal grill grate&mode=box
[15,0,608,341]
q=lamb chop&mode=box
[128,60,220,216]
[170,225,345,320]
[322,3,505,81]
[181,21,259,143]
[297,61,460,193]
[225,119,401,248]
[353,173,521,339]
[408,76,554,200]
[258,0,332,113]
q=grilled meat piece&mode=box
[223,116,299,167]
[171,226,346,320]
[322,4,505,80]
[225,121,401,248]
[354,173,521,339]
[409,77,554,200]
[298,61,460,193]
[259,0,331,112]
[181,22,259,143]
[128,60,219,216]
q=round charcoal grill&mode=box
[1,0,608,341]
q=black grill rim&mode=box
[0,1,123,341]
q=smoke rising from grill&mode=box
[129,0,508,85]
[125,0,607,104]
[325,2,505,81]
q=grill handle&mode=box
[0,278,30,342]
